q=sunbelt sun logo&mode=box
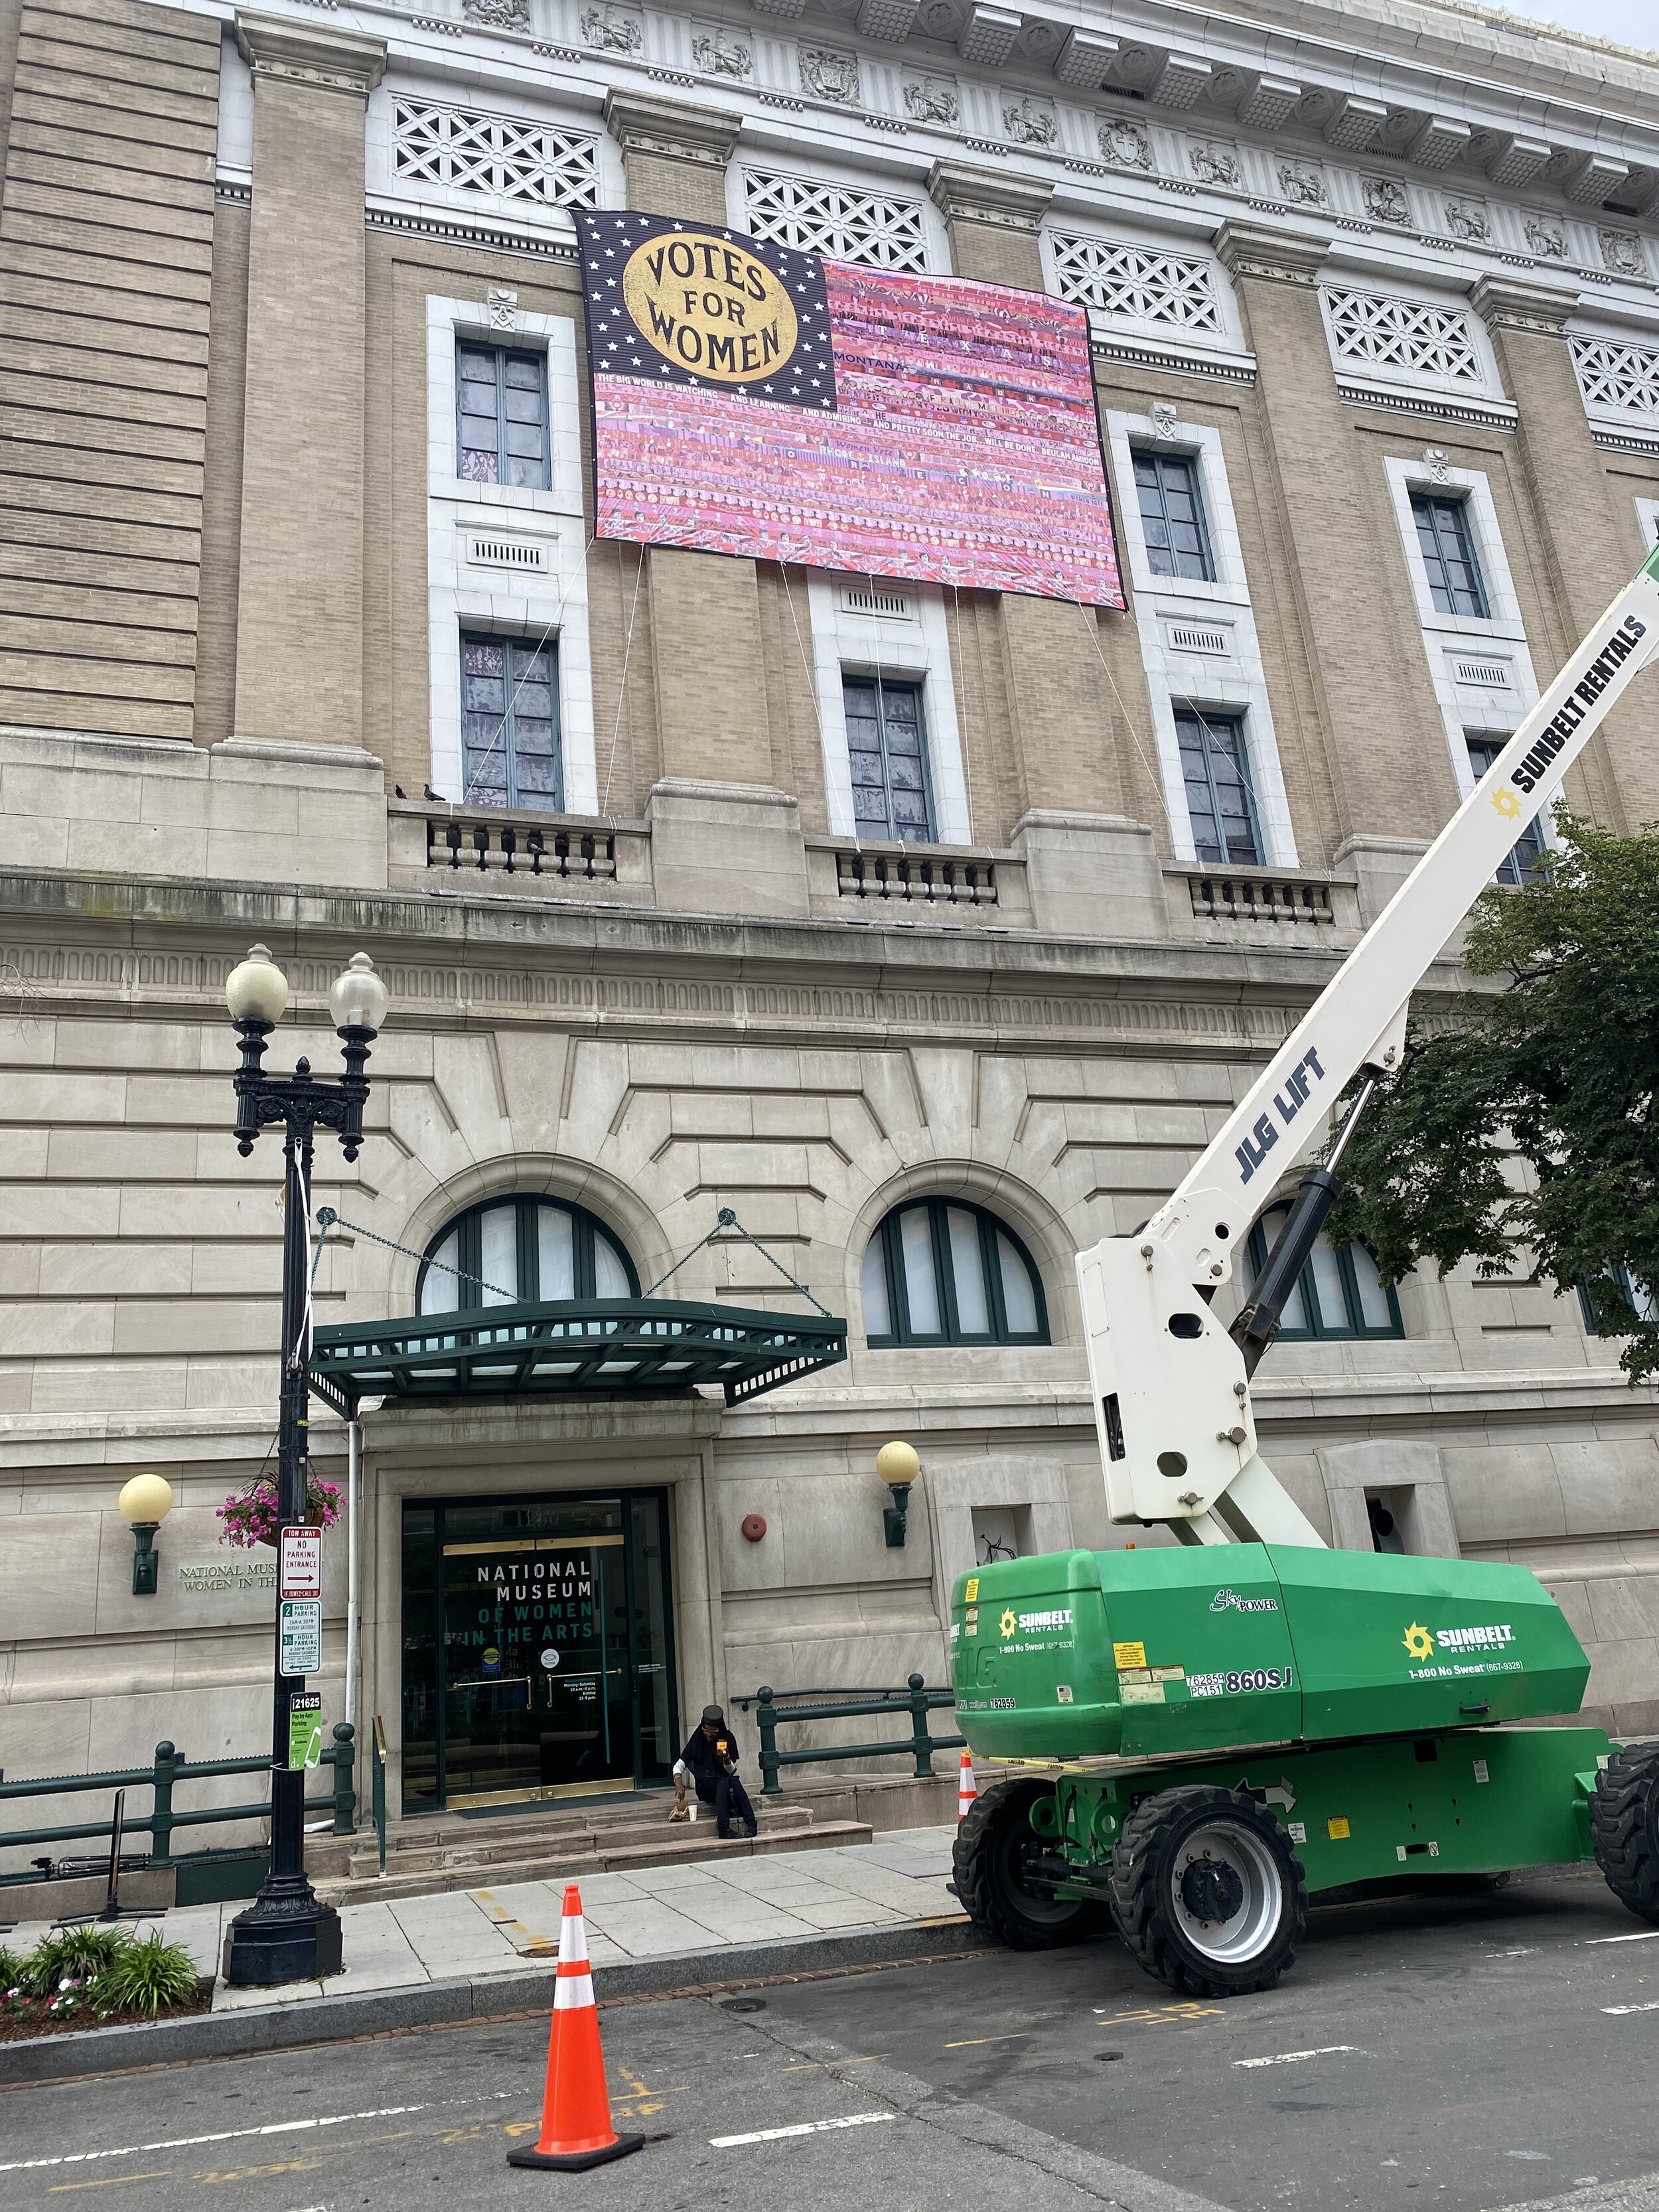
[1404,1621,1514,1661]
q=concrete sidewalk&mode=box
[2,1824,962,2012]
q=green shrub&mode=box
[0,1945,25,1994]
[20,1925,129,1998]
[94,1930,199,2016]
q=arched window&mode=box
[1244,1205,1402,1342]
[862,1199,1048,1347]
[417,1196,638,1316]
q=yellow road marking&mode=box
[192,2159,325,2185]
[48,2175,173,2194]
[944,2033,1028,2048]
[783,2057,886,2072]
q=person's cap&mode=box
[701,1704,725,1725]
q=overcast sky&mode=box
[1494,0,1654,50]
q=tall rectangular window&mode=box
[1176,709,1261,866]
[1465,735,1544,885]
[460,634,561,810]
[1134,450,1214,581]
[457,344,550,488]
[1411,492,1489,618]
[843,676,934,841]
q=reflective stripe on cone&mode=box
[506,1883,646,2174]
[958,1750,977,1820]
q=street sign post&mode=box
[279,1524,323,1601]
[279,1598,323,1678]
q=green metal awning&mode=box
[308,1295,847,1416]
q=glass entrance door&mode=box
[400,1490,678,1812]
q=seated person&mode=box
[672,1704,758,1839]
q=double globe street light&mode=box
[220,944,390,1988]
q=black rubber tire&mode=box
[1108,1783,1307,1998]
[953,1777,1094,1950]
[1591,1743,1659,1923]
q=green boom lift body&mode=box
[948,555,1659,1996]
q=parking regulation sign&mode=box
[279,1524,323,1600]
[279,1599,323,1678]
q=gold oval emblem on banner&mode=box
[622,233,799,384]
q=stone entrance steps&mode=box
[308,1793,871,1907]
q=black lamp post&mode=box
[220,942,389,1988]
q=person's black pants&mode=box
[696,1772,757,1837]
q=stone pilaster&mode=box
[231,14,384,755]
[927,160,1051,290]
[1215,220,1460,851]
[1472,272,1652,830]
[605,90,739,226]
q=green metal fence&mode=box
[733,1677,963,1795]
[0,1729,358,1907]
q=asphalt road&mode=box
[5,1866,1659,2212]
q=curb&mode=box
[0,1917,983,2088]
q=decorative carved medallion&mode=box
[1099,118,1151,171]
[1443,196,1490,244]
[1362,176,1408,224]
[1188,140,1240,189]
[1599,228,1645,278]
[799,45,860,102]
[1001,97,1058,147]
[1524,213,1566,259]
[903,76,958,125]
[692,27,751,76]
[1277,159,1326,208]
[581,6,642,50]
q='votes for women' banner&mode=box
[576,210,1123,610]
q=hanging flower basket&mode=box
[218,1477,343,1550]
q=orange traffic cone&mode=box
[507,1884,644,2172]
[958,1749,977,1821]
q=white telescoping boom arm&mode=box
[1079,545,1659,1548]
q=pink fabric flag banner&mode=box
[577,211,1123,611]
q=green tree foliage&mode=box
[1326,815,1659,1384]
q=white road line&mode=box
[711,2112,894,2148]
[0,2093,514,2176]
[1234,2045,1361,2069]
[1586,1929,1659,1945]
[1603,2000,1659,2016]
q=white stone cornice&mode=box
[236,10,387,96]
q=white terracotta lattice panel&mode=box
[1323,287,1482,384]
[393,98,601,209]
[1572,335,1659,417]
[741,169,928,269]
[1047,233,1222,332]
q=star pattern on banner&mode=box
[575,209,837,411]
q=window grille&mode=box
[1245,1208,1402,1341]
[741,169,928,270]
[418,1195,636,1315]
[1048,233,1222,332]
[461,634,563,812]
[392,98,601,209]
[1133,451,1215,582]
[1175,709,1262,867]
[1571,334,1659,417]
[862,1199,1048,1346]
[1411,494,1490,619]
[1324,287,1482,384]
[457,346,549,489]
[843,676,934,841]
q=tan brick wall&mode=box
[231,18,382,753]
[0,0,217,741]
[1220,230,1460,849]
[192,200,248,749]
[1477,287,1659,834]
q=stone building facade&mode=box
[2,0,1659,1833]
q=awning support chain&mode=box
[316,1203,831,1319]
[642,1208,834,1317]
[313,1207,518,1305]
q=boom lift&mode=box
[951,546,1659,1996]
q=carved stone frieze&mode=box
[234,11,386,96]
[799,46,861,102]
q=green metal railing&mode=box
[733,1677,963,1795]
[0,1729,358,1896]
